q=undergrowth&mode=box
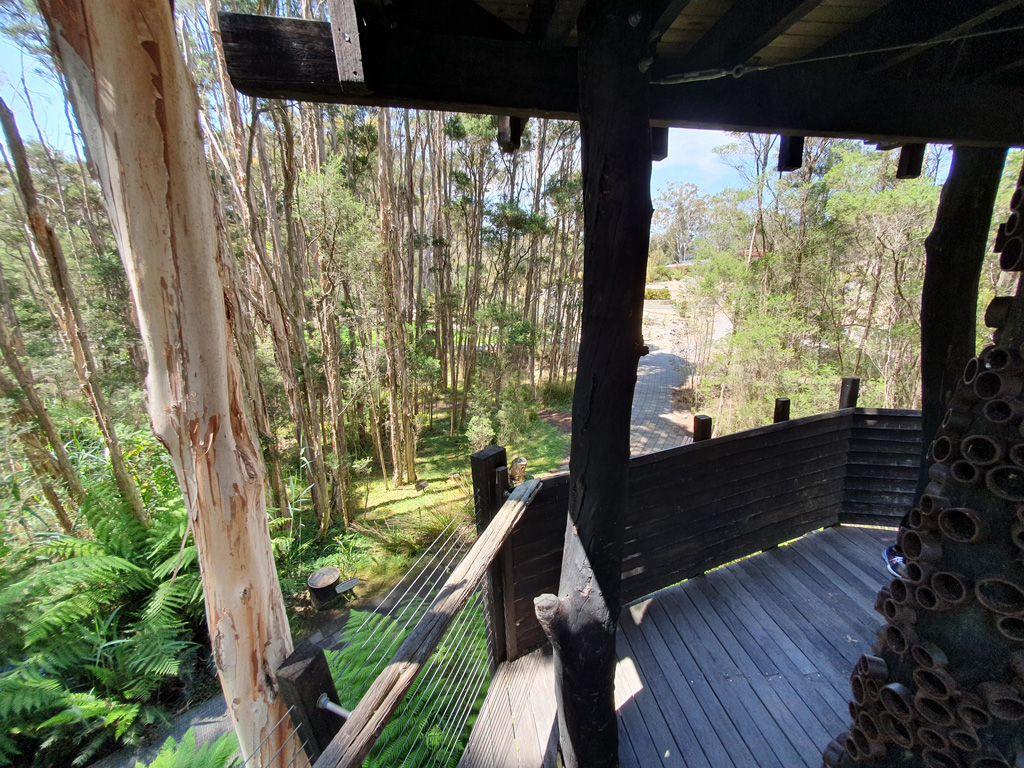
[327,606,489,768]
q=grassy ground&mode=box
[283,409,571,639]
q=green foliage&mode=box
[496,383,531,445]
[0,431,209,767]
[133,729,239,768]
[539,377,575,410]
[327,606,489,768]
[644,288,671,301]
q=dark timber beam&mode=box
[648,0,695,39]
[678,0,825,70]
[497,115,525,153]
[327,0,370,94]
[810,0,1022,70]
[778,135,804,172]
[218,14,1024,146]
[527,0,587,48]
[917,146,1007,499]
[896,144,926,179]
[533,1,652,766]
[651,125,668,161]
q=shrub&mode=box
[644,287,672,301]
[539,377,575,410]
[497,384,531,444]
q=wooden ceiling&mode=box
[220,0,1024,145]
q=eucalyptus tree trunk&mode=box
[38,3,296,764]
[377,109,417,484]
[201,0,289,515]
[0,257,85,508]
[0,368,74,533]
[0,97,148,525]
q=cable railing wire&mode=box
[386,590,487,767]
[435,642,490,768]
[353,535,471,685]
[325,511,492,768]
[330,519,469,686]
[398,592,489,768]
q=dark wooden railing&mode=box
[308,478,542,768]
[480,407,921,662]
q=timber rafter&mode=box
[219,12,1024,146]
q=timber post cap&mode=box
[533,593,563,620]
[308,566,342,590]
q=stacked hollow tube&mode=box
[824,307,1024,766]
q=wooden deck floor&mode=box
[459,524,893,768]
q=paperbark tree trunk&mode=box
[39,2,296,764]
[0,96,149,526]
[534,3,652,767]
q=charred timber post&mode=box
[773,397,791,423]
[917,145,1007,499]
[498,116,526,153]
[471,445,509,670]
[532,2,653,766]
[693,414,713,441]
[839,377,860,409]
[276,643,345,763]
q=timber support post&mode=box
[694,414,713,441]
[773,397,791,423]
[916,145,1007,498]
[276,643,345,763]
[471,445,510,670]
[533,1,653,766]
[839,377,860,409]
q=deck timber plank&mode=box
[615,624,705,767]
[621,600,733,768]
[460,525,883,768]
[686,575,837,752]
[662,585,810,767]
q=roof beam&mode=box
[526,0,586,48]
[218,13,1024,146]
[811,0,1023,70]
[327,0,370,94]
[677,0,826,70]
[648,0,696,39]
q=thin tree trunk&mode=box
[41,3,296,764]
[0,97,148,525]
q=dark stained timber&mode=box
[500,408,917,660]
[533,2,654,766]
[218,13,1024,146]
[462,526,892,768]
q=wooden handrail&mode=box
[314,478,543,768]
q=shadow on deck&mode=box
[459,524,892,768]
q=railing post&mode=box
[276,642,345,763]
[694,414,713,441]
[471,445,508,671]
[840,377,861,409]
[774,397,791,423]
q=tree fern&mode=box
[0,446,208,766]
[326,602,491,768]
[133,728,240,768]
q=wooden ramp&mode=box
[459,524,893,768]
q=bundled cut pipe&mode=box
[827,207,1024,768]
[961,435,1007,466]
[937,507,985,543]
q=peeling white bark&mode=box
[38,2,296,764]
